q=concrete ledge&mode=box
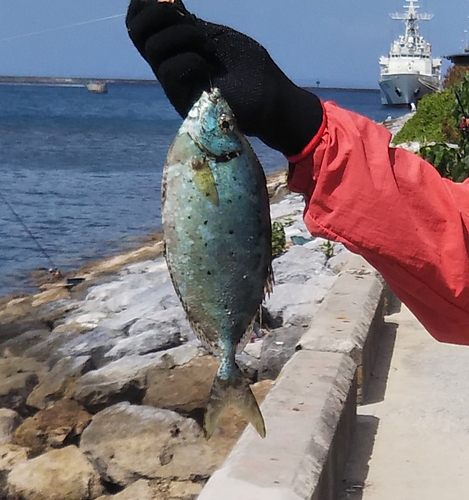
[198,255,386,500]
[198,351,356,500]
[297,255,385,401]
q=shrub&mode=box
[392,89,457,145]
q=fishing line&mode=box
[0,189,58,271]
[0,13,126,43]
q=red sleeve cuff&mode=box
[285,100,327,163]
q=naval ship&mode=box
[379,0,441,106]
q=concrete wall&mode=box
[198,255,387,500]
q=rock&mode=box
[258,326,307,381]
[104,327,182,361]
[72,344,201,413]
[0,444,30,474]
[0,358,46,415]
[127,306,192,338]
[0,358,45,379]
[235,352,259,381]
[13,400,92,456]
[168,480,204,500]
[70,353,162,412]
[0,409,21,445]
[80,402,219,487]
[264,276,336,327]
[99,480,153,500]
[243,339,263,359]
[7,445,103,500]
[22,328,83,364]
[0,373,39,416]
[27,356,93,409]
[54,327,124,368]
[143,355,218,413]
[0,329,51,358]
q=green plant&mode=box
[393,89,457,145]
[417,73,469,181]
[271,221,286,258]
[320,240,334,259]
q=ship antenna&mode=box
[0,189,59,272]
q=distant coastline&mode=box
[0,75,379,92]
[0,76,158,86]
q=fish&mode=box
[162,88,273,439]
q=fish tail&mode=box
[204,363,266,440]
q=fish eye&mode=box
[219,114,233,133]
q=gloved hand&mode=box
[126,0,323,157]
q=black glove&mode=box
[126,0,323,157]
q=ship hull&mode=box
[379,73,440,106]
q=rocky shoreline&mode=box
[0,167,352,500]
[0,115,411,500]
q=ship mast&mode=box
[390,0,433,40]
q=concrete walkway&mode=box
[338,304,469,500]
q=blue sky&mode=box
[0,0,467,88]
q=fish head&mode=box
[186,88,243,159]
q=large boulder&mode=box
[7,445,103,500]
[80,402,219,487]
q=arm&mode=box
[288,102,469,344]
[126,0,469,344]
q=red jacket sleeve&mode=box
[287,101,469,345]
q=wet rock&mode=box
[143,355,218,413]
[27,356,93,409]
[0,409,21,445]
[13,400,92,456]
[258,326,307,381]
[7,445,104,500]
[80,402,219,487]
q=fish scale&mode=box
[162,88,272,438]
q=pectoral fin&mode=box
[191,157,219,206]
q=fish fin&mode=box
[190,156,219,206]
[204,364,266,440]
[236,317,255,354]
[188,318,219,355]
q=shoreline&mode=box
[0,170,289,305]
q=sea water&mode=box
[0,83,409,296]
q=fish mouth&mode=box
[207,88,222,104]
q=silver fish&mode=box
[162,88,273,439]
